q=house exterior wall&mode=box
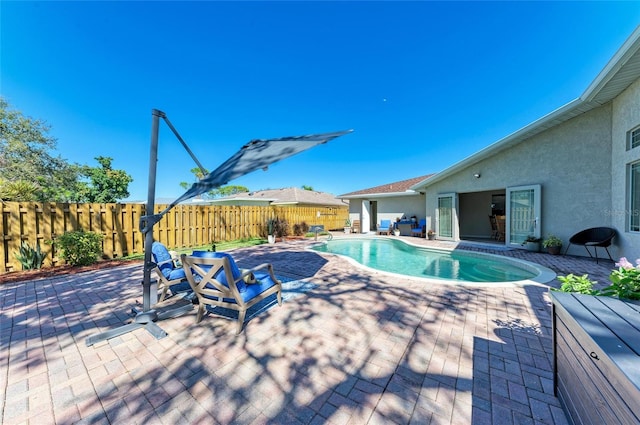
[424,104,615,255]
[612,78,640,259]
[347,194,425,232]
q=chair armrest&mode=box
[155,258,175,267]
[236,263,279,284]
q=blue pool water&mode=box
[311,238,538,283]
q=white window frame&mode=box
[627,125,640,151]
[628,161,640,232]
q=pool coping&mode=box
[308,235,557,287]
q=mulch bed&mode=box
[0,259,143,285]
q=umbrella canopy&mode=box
[162,129,353,214]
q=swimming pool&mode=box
[311,237,554,285]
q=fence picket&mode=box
[0,202,346,273]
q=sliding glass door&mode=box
[506,185,541,246]
[436,193,457,240]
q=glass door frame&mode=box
[436,192,458,241]
[506,184,541,247]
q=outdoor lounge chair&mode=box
[152,242,190,303]
[564,227,616,263]
[377,219,392,235]
[180,252,282,334]
[411,218,427,237]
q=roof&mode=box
[209,187,348,207]
[339,174,434,199]
[412,25,640,190]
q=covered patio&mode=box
[0,237,615,424]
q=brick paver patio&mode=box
[0,236,617,424]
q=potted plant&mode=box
[344,218,352,234]
[266,219,276,244]
[393,227,400,237]
[543,234,563,255]
[274,218,289,242]
[427,229,436,240]
[522,235,541,252]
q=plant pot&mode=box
[547,245,562,255]
[393,230,400,237]
[524,241,540,252]
[267,235,275,244]
[344,227,351,234]
[428,234,436,240]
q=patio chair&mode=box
[180,252,282,334]
[152,242,190,303]
[411,218,427,237]
[489,215,499,240]
[564,227,616,263]
[377,219,392,235]
[352,220,360,234]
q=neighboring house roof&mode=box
[412,25,640,190]
[339,174,434,199]
[209,187,348,207]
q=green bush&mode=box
[557,258,640,300]
[56,230,103,266]
[556,274,598,295]
[15,241,45,270]
[601,258,640,300]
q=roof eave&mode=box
[340,190,422,199]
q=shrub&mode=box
[556,274,598,295]
[292,222,310,236]
[556,258,640,300]
[14,241,45,270]
[300,221,309,234]
[601,257,640,300]
[273,218,289,237]
[56,230,103,266]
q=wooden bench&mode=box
[550,292,640,424]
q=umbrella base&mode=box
[85,304,193,346]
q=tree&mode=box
[0,97,83,201]
[0,98,133,203]
[79,156,133,203]
[301,185,314,191]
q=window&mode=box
[630,162,640,232]
[628,126,640,150]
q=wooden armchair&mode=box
[181,252,282,334]
[152,242,190,303]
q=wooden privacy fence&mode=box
[0,202,347,273]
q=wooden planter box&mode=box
[550,292,640,424]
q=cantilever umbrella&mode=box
[85,109,352,346]
[162,130,353,214]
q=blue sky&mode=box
[2,2,639,202]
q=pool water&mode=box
[311,238,538,283]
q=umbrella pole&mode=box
[85,110,176,346]
[140,110,161,315]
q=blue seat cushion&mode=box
[168,267,186,281]
[221,272,278,304]
[152,242,174,279]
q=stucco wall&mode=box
[612,78,640,259]
[348,194,425,231]
[425,104,614,255]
